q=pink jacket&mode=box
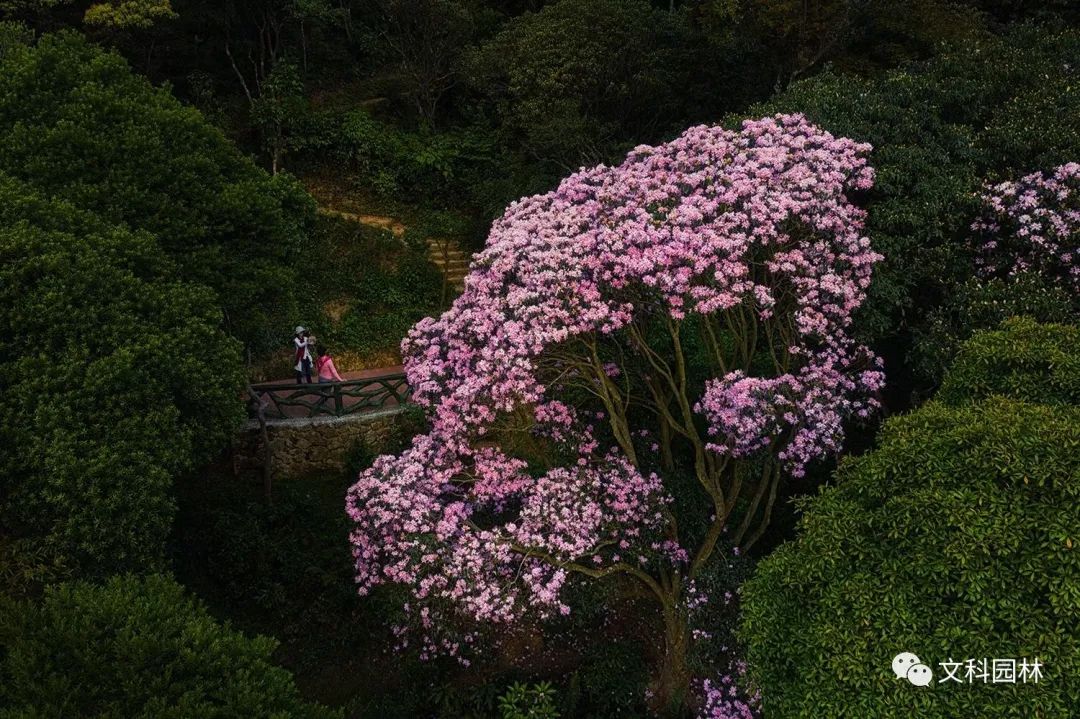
[316,355,344,381]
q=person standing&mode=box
[316,348,345,383]
[293,326,313,383]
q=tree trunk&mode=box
[653,604,692,716]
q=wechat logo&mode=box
[893,652,933,687]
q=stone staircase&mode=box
[317,206,406,237]
[426,236,469,291]
[317,206,469,292]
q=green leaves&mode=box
[0,33,319,583]
[939,318,1080,407]
[748,25,1080,381]
[468,0,689,171]
[740,324,1080,717]
[0,31,314,352]
[497,682,560,719]
[0,173,246,584]
[0,574,340,718]
[84,0,177,31]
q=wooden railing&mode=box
[247,374,412,420]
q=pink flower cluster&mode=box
[346,434,669,624]
[699,670,761,719]
[697,339,884,476]
[401,114,880,442]
[972,162,1080,293]
[346,114,884,647]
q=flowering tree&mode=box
[347,114,884,708]
[972,162,1079,293]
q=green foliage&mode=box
[498,682,560,719]
[0,20,30,55]
[0,30,314,352]
[175,411,425,671]
[372,0,492,126]
[84,0,177,30]
[721,0,984,81]
[330,107,499,209]
[740,328,1080,717]
[293,213,444,362]
[938,317,1080,407]
[251,59,309,173]
[911,274,1077,386]
[0,0,72,18]
[174,474,374,671]
[0,574,340,718]
[749,24,1080,356]
[468,0,690,170]
[0,174,245,584]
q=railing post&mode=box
[246,387,272,504]
[334,383,343,415]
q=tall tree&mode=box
[347,115,885,709]
[0,30,314,351]
[0,174,245,585]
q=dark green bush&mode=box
[174,409,427,673]
[0,574,340,718]
[938,317,1080,406]
[911,274,1076,386]
[0,30,314,352]
[468,0,690,172]
[740,325,1080,718]
[294,214,444,362]
[0,175,245,584]
[330,108,499,208]
[173,473,377,674]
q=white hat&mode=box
[294,326,306,334]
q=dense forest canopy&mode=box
[0,1,1076,717]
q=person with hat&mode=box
[293,326,313,384]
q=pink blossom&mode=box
[346,114,883,659]
[972,163,1079,293]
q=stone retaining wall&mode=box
[232,408,412,478]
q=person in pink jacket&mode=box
[316,348,345,383]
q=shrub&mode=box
[292,213,444,365]
[331,108,499,210]
[0,574,340,718]
[0,174,245,583]
[910,160,1079,386]
[173,473,378,674]
[173,408,427,675]
[740,325,1080,718]
[0,30,314,352]
[498,682,560,719]
[911,274,1075,386]
[468,0,692,172]
[971,162,1079,295]
[938,317,1080,406]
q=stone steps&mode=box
[317,205,471,291]
[426,237,470,289]
[317,207,406,237]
